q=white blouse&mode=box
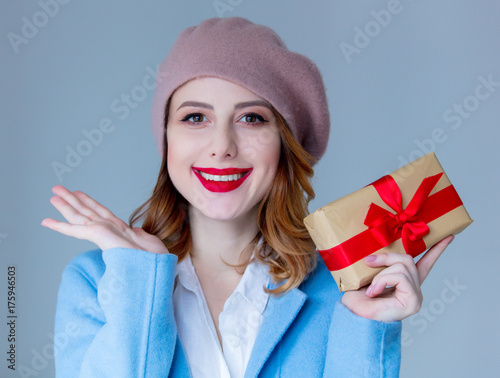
[173,254,270,378]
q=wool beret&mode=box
[151,17,330,162]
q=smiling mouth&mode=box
[195,170,249,182]
[192,167,252,192]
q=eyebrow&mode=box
[176,100,273,111]
[234,100,273,111]
[177,101,213,110]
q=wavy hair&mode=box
[129,106,317,294]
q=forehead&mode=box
[169,77,268,106]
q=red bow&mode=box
[364,172,443,257]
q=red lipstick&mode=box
[192,167,252,193]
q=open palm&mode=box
[42,185,169,255]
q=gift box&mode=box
[304,152,473,292]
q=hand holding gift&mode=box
[304,152,473,321]
[342,235,453,322]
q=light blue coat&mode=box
[54,248,401,377]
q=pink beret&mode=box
[151,17,330,162]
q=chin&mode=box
[193,199,261,222]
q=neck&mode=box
[188,206,259,272]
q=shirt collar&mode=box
[234,257,270,314]
[175,254,198,292]
[175,253,270,314]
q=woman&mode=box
[43,17,453,377]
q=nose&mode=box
[210,123,237,159]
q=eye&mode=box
[181,113,207,123]
[239,113,268,125]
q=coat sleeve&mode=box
[324,301,402,377]
[54,248,181,378]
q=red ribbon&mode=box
[365,172,443,257]
[318,172,464,271]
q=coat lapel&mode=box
[244,286,307,377]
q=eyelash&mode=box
[180,112,269,125]
[181,113,206,123]
[239,113,268,125]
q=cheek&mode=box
[166,128,192,166]
[239,128,282,167]
[260,132,282,171]
[166,130,188,181]
[166,141,194,203]
[166,139,177,173]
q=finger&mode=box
[367,271,419,303]
[52,185,99,219]
[416,235,454,284]
[41,218,94,240]
[366,272,422,320]
[49,195,90,225]
[365,252,419,289]
[72,191,116,219]
[370,262,418,289]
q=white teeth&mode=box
[198,171,246,182]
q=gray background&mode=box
[1,0,499,377]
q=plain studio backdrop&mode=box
[1,1,499,377]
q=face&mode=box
[166,77,281,222]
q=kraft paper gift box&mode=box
[304,152,473,292]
